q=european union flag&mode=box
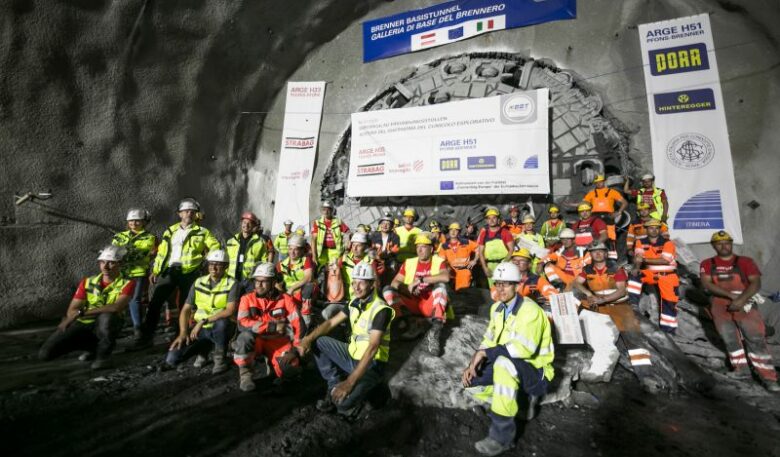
[448,27,464,40]
[440,181,454,190]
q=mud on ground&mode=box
[1,324,779,457]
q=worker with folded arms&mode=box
[438,222,478,291]
[624,173,669,222]
[311,201,350,270]
[165,249,237,374]
[625,202,669,262]
[582,175,626,260]
[395,207,422,263]
[477,206,515,287]
[370,213,400,286]
[539,205,565,248]
[226,211,272,293]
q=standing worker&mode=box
[226,211,272,292]
[39,246,134,369]
[438,222,478,291]
[165,250,237,374]
[582,175,626,260]
[112,208,157,337]
[277,235,317,327]
[370,213,400,286]
[274,219,295,262]
[462,262,554,456]
[395,207,422,263]
[291,262,394,416]
[700,231,779,391]
[539,205,565,248]
[503,204,524,236]
[477,207,515,287]
[311,201,350,270]
[337,232,379,303]
[624,173,669,222]
[628,219,679,334]
[132,198,221,349]
[516,215,545,273]
[570,202,608,254]
[625,203,669,261]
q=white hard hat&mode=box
[178,198,200,212]
[640,173,655,181]
[206,249,229,263]
[98,245,125,262]
[351,232,369,244]
[126,208,149,221]
[587,241,608,252]
[491,262,522,283]
[351,262,375,281]
[252,262,277,278]
[284,219,294,225]
[559,228,576,239]
[288,235,305,247]
[321,201,333,209]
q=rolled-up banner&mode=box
[638,14,743,244]
[271,82,326,234]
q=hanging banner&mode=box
[363,0,576,63]
[347,90,550,197]
[270,82,326,234]
[638,14,743,244]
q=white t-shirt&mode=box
[168,225,192,266]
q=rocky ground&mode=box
[2,299,780,457]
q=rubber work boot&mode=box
[762,379,780,393]
[90,358,112,370]
[526,395,540,421]
[253,357,271,380]
[425,320,444,356]
[475,436,514,456]
[239,367,256,392]
[211,354,228,374]
[193,354,207,368]
[316,393,336,413]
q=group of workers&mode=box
[37,173,779,456]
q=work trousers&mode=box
[291,282,317,330]
[595,304,653,372]
[165,318,234,366]
[710,302,778,381]
[383,284,449,322]
[127,275,149,328]
[233,331,298,378]
[451,266,474,291]
[313,336,384,413]
[628,271,679,334]
[142,267,200,336]
[470,355,548,446]
[39,313,123,361]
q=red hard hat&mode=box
[241,211,258,224]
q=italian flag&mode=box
[476,19,495,32]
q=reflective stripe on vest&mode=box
[315,217,344,254]
[342,253,368,301]
[193,275,235,328]
[583,264,628,302]
[403,256,444,285]
[112,230,156,278]
[81,274,130,324]
[637,187,664,220]
[348,293,394,362]
[540,220,564,243]
[226,233,268,279]
[590,188,620,213]
[152,223,219,275]
[280,256,307,288]
[395,226,421,260]
[274,233,291,256]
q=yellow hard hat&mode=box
[511,248,533,260]
[548,205,560,213]
[414,233,433,245]
[485,206,500,217]
[636,202,651,210]
[643,218,663,227]
[711,230,733,242]
[403,208,416,217]
[593,175,606,183]
[431,226,441,234]
[522,215,536,224]
[448,222,461,230]
[577,202,592,212]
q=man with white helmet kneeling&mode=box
[462,262,554,456]
[290,262,394,417]
[165,250,238,374]
[39,246,135,370]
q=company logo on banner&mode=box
[501,93,537,123]
[639,14,742,243]
[440,158,460,170]
[270,82,326,234]
[357,163,385,176]
[362,0,576,63]
[467,156,497,169]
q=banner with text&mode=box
[363,0,576,63]
[348,90,549,197]
[271,82,326,234]
[638,14,742,244]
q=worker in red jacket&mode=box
[700,231,779,392]
[233,262,303,392]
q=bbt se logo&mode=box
[649,43,709,76]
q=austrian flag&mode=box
[410,15,506,51]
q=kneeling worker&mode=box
[234,263,303,392]
[291,262,393,416]
[166,250,237,374]
[39,246,134,369]
[383,232,451,356]
[462,262,554,456]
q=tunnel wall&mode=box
[0,0,778,328]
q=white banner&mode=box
[638,14,743,244]
[347,90,550,197]
[270,82,326,234]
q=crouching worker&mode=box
[383,232,451,356]
[39,246,134,370]
[234,263,303,392]
[463,262,554,456]
[165,250,237,374]
[289,262,393,417]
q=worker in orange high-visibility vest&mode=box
[490,248,556,304]
[543,228,591,290]
[570,202,607,254]
[503,204,524,236]
[438,222,479,291]
[582,175,626,260]
[628,219,679,334]
[625,203,669,261]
